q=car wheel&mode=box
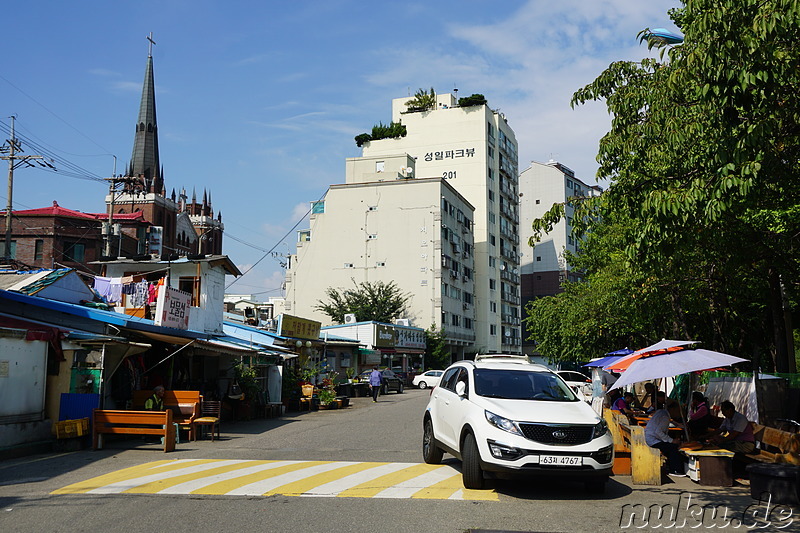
[461,433,485,489]
[422,419,443,464]
[398,383,404,394]
[584,476,607,494]
[418,381,428,389]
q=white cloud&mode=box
[362,0,680,182]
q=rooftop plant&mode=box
[354,121,407,147]
[458,93,487,107]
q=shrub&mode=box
[458,93,487,107]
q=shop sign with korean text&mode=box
[154,286,191,329]
[278,314,321,340]
[394,326,425,350]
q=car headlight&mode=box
[592,418,608,439]
[485,410,523,436]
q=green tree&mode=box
[315,280,411,324]
[425,325,450,369]
[458,93,487,107]
[528,0,799,370]
[405,87,436,112]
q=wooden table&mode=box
[682,448,735,486]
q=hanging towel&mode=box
[108,278,124,304]
[93,276,113,300]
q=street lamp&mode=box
[640,27,684,47]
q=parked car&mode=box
[413,370,444,389]
[557,370,593,402]
[357,368,405,394]
[422,354,613,491]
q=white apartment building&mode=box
[361,93,521,354]
[519,160,601,351]
[284,153,477,359]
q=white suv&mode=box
[422,355,614,491]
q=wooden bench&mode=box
[92,409,176,452]
[747,423,800,464]
[604,409,663,485]
[132,390,201,441]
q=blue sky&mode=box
[1,0,679,299]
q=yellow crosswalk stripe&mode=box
[52,459,208,495]
[51,459,500,501]
[410,471,464,499]
[337,463,443,499]
[264,461,386,497]
[198,461,329,495]
[123,460,267,494]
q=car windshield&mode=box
[474,369,578,402]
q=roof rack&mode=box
[474,353,531,364]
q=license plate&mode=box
[540,455,582,466]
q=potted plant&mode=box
[345,367,357,383]
[317,376,338,410]
[233,362,261,420]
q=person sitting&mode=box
[144,385,165,411]
[687,391,713,439]
[645,402,686,476]
[611,391,637,423]
[707,400,755,453]
[645,390,667,415]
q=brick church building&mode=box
[1,40,223,273]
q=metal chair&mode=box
[192,401,221,441]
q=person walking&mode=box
[369,366,383,403]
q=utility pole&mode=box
[103,173,138,257]
[0,116,49,259]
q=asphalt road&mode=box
[0,389,770,533]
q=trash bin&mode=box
[745,463,800,505]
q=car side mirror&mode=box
[455,381,467,397]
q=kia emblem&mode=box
[552,430,567,440]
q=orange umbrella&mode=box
[604,339,695,372]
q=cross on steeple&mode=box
[147,32,156,57]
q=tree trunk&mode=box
[768,268,790,373]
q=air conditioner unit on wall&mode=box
[344,314,357,324]
[395,318,410,326]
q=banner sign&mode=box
[154,286,191,329]
[374,324,396,348]
[394,326,426,349]
[278,314,321,340]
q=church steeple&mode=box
[130,33,162,194]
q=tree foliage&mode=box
[354,121,407,147]
[405,87,437,112]
[425,325,450,369]
[526,0,799,371]
[458,93,487,107]
[315,280,411,324]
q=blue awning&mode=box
[583,355,625,368]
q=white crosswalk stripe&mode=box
[53,459,499,501]
[302,462,413,497]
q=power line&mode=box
[0,73,116,156]
[225,194,322,290]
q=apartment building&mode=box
[519,160,601,353]
[284,153,477,359]
[360,93,521,354]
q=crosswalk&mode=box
[52,459,499,501]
